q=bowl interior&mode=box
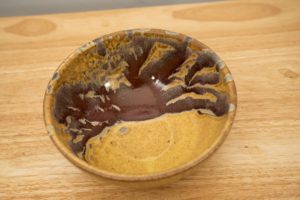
[43,29,237,181]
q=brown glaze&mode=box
[53,34,229,155]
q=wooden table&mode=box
[1,0,299,199]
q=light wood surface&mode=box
[0,0,299,199]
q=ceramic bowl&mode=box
[43,28,237,188]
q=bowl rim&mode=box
[43,28,237,182]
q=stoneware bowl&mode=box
[43,28,237,188]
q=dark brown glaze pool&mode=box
[53,31,229,156]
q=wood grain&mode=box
[0,0,299,199]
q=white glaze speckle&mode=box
[224,73,234,83]
[229,103,236,112]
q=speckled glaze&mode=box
[43,28,237,188]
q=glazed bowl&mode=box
[43,28,237,188]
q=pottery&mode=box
[43,28,237,188]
